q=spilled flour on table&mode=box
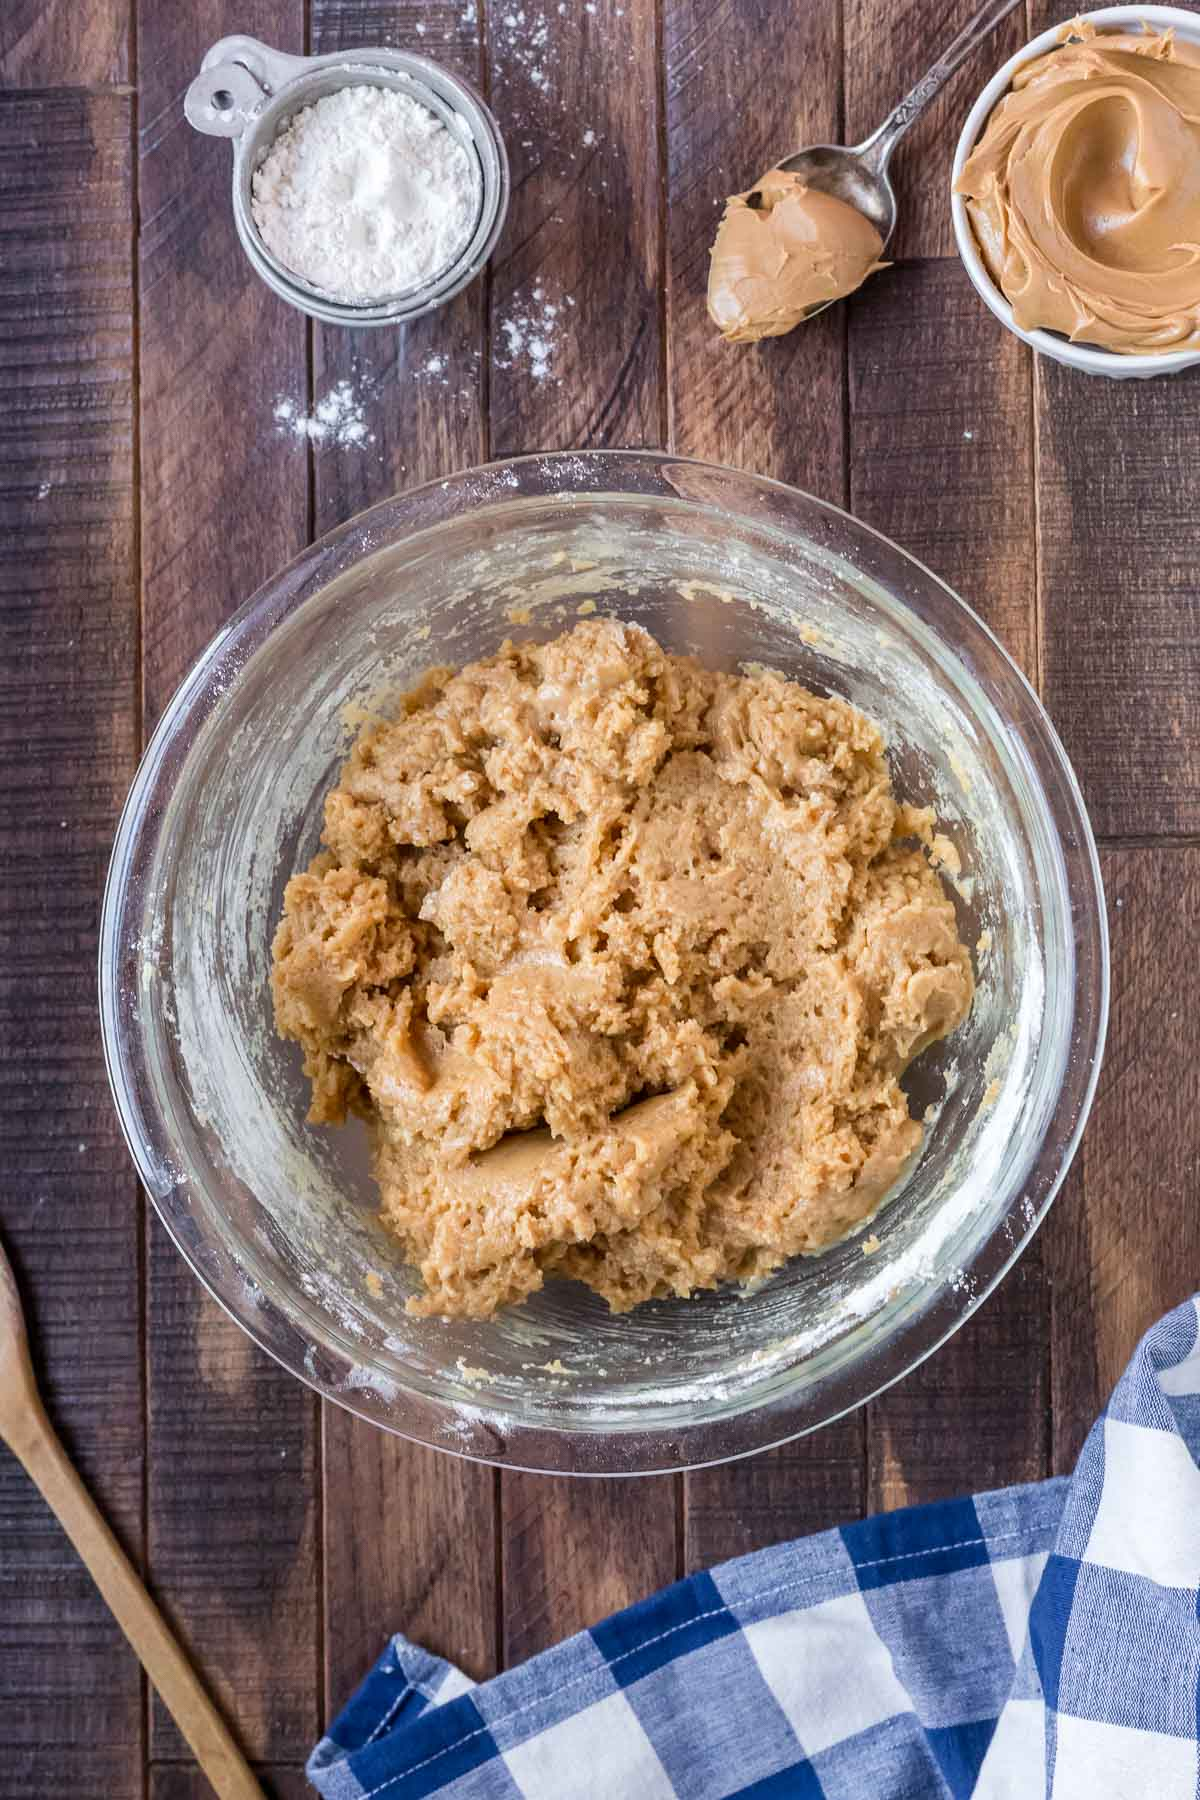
[274,380,373,447]
[495,6,552,94]
[497,284,573,384]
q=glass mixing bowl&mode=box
[99,452,1108,1475]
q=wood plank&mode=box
[502,1475,677,1665]
[848,256,1036,676]
[323,1425,497,1707]
[1048,849,1200,1472]
[869,1250,1048,1509]
[310,0,487,509]
[309,0,497,1726]
[0,87,141,1800]
[150,1767,310,1800]
[686,1422,865,1570]
[481,0,680,1658]
[844,0,1027,262]
[665,0,845,495]
[847,254,1046,1508]
[1036,358,1200,841]
[487,0,662,450]
[137,0,309,716]
[309,0,487,526]
[137,0,319,1764]
[144,1233,319,1761]
[0,0,129,87]
[310,0,476,63]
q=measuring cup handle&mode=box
[856,0,1025,175]
[184,36,312,140]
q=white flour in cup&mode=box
[251,84,481,304]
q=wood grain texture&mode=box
[310,0,471,51]
[309,297,485,529]
[487,0,662,451]
[137,0,320,1765]
[844,0,1027,261]
[137,0,309,719]
[308,0,496,1723]
[323,1426,497,1709]
[0,86,141,1800]
[686,1420,865,1570]
[4,1352,262,1800]
[310,0,487,521]
[0,0,128,88]
[869,1251,1048,1510]
[502,1474,677,1664]
[150,1767,309,1800]
[1047,849,1200,1472]
[145,1226,319,1761]
[665,0,844,493]
[1036,358,1200,840]
[848,257,1036,675]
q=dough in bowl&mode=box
[271,620,973,1317]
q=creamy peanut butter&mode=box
[957,22,1200,354]
[708,168,885,342]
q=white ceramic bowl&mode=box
[951,5,1200,379]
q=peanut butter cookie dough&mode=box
[272,622,973,1319]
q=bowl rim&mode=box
[950,5,1200,378]
[99,449,1110,1475]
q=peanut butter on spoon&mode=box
[956,21,1200,353]
[708,169,886,342]
[705,0,1028,341]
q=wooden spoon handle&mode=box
[10,1397,265,1800]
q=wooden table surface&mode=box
[3,0,1199,1792]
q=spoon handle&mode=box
[858,0,1025,174]
[5,1382,265,1800]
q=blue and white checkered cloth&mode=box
[309,1295,1200,1799]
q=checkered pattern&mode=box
[308,1296,1200,1799]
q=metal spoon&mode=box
[779,0,1024,317]
[0,1233,265,1800]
